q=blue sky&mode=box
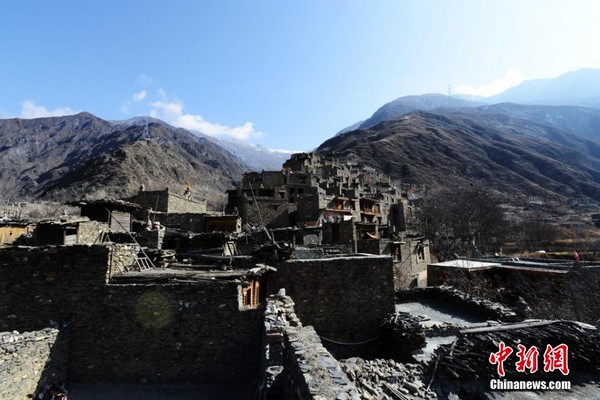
[1,0,600,151]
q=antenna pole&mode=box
[143,115,149,139]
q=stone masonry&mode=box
[0,245,263,385]
[270,255,395,357]
[0,328,67,399]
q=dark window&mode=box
[332,223,340,242]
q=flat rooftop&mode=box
[428,259,500,270]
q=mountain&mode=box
[487,68,600,109]
[317,110,600,201]
[198,137,291,171]
[459,103,600,143]
[336,120,365,136]
[357,94,483,129]
[114,117,290,171]
[0,112,249,204]
[336,69,600,138]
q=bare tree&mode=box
[417,187,507,260]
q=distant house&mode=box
[33,218,106,245]
[125,188,207,214]
[204,215,242,233]
[69,199,141,233]
[0,220,33,245]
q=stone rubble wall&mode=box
[81,282,263,384]
[356,238,389,255]
[0,245,111,333]
[263,294,437,399]
[108,244,140,275]
[126,189,207,214]
[0,245,264,385]
[163,192,207,214]
[144,212,205,232]
[396,286,519,322]
[263,294,357,400]
[282,326,356,399]
[270,255,395,357]
[0,328,67,399]
[77,220,108,244]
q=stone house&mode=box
[0,219,33,245]
[33,218,107,245]
[125,187,207,214]
[70,199,141,233]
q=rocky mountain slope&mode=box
[356,94,482,130]
[114,117,289,171]
[0,112,249,203]
[318,110,600,201]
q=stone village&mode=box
[1,153,599,399]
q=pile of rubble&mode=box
[265,290,302,330]
[262,291,304,397]
[341,357,437,399]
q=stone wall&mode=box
[109,244,140,275]
[126,189,207,214]
[0,245,264,385]
[357,238,390,255]
[240,194,294,228]
[138,228,165,249]
[0,245,111,333]
[76,282,263,384]
[165,192,207,214]
[391,239,431,289]
[322,220,356,245]
[77,220,108,244]
[0,328,67,399]
[300,228,322,246]
[126,189,170,212]
[262,294,356,399]
[396,286,518,322]
[148,212,205,232]
[281,326,355,399]
[270,255,395,357]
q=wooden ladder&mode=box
[135,255,155,270]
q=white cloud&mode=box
[20,100,76,118]
[266,148,296,154]
[151,100,183,117]
[133,90,147,102]
[456,69,524,97]
[150,97,265,141]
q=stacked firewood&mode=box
[381,312,427,358]
[430,320,600,381]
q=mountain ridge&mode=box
[319,110,600,202]
[0,112,249,204]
